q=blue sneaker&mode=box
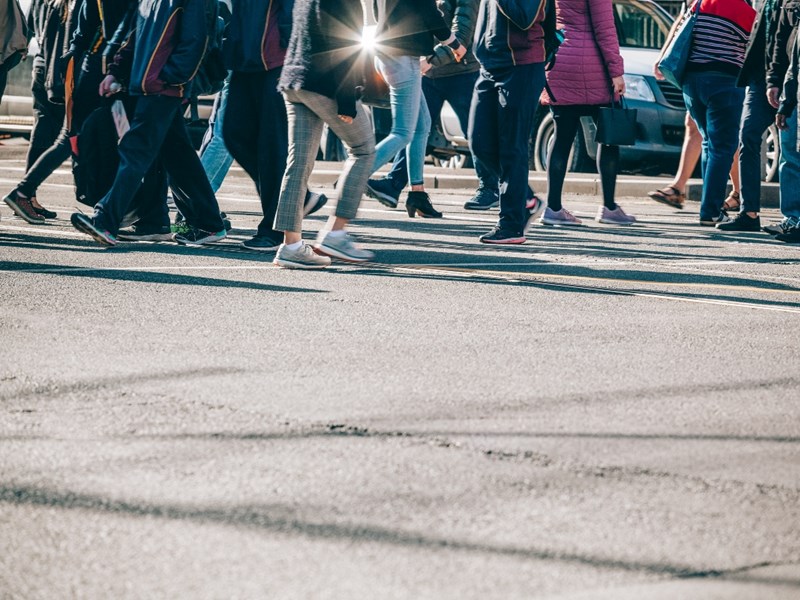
[366,178,401,209]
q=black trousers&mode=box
[94,95,223,235]
[17,55,104,198]
[27,62,66,170]
[223,69,288,237]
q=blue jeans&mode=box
[200,74,233,193]
[373,55,431,185]
[739,80,776,214]
[779,109,800,220]
[469,63,545,233]
[383,71,497,191]
[682,71,745,220]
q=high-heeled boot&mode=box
[405,191,442,218]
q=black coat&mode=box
[279,0,365,118]
[374,0,452,57]
[738,0,785,86]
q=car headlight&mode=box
[623,74,655,103]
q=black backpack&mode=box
[190,0,229,99]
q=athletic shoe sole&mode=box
[313,244,374,263]
[524,198,546,233]
[70,213,117,246]
[597,218,635,225]
[539,218,583,226]
[175,232,227,246]
[463,201,499,211]
[365,185,399,209]
[479,236,526,245]
[241,241,282,252]
[4,195,46,224]
[117,233,175,242]
[273,257,330,269]
[303,194,329,217]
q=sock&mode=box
[327,229,347,238]
[285,241,303,250]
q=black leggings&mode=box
[547,105,619,211]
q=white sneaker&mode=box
[273,242,331,269]
[314,230,375,262]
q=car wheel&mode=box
[532,111,592,173]
[763,123,780,182]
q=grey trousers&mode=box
[274,88,375,233]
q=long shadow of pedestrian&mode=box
[0,260,327,294]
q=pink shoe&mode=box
[540,206,583,226]
[597,205,636,225]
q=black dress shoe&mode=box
[405,191,442,218]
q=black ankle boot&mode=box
[405,191,442,218]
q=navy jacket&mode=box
[107,0,211,97]
[224,0,293,72]
[473,0,547,71]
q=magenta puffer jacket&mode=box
[542,0,624,106]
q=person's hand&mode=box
[653,63,665,80]
[99,74,120,97]
[420,57,432,75]
[612,75,626,96]
[767,86,781,109]
[451,42,466,62]
[338,115,354,124]
[776,113,788,131]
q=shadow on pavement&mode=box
[0,260,328,294]
[1,482,797,586]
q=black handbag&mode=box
[360,51,391,108]
[595,97,638,146]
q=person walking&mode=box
[71,0,226,246]
[680,0,756,226]
[773,29,800,242]
[470,0,549,243]
[764,0,800,238]
[366,0,466,218]
[365,0,481,215]
[272,0,375,269]
[539,0,633,227]
[715,0,787,232]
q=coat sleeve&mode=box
[779,38,798,115]
[416,0,454,41]
[69,0,101,57]
[587,0,624,78]
[159,0,209,85]
[428,0,478,68]
[495,0,546,31]
[767,1,796,88]
[321,0,364,118]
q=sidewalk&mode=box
[309,163,781,208]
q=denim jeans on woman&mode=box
[780,109,800,220]
[682,71,745,221]
[372,55,431,186]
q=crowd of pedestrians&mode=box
[1,0,799,271]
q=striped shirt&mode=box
[687,0,756,76]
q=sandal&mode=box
[648,186,685,209]
[722,191,741,213]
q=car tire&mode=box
[532,111,592,173]
[763,123,780,183]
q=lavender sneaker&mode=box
[540,206,583,226]
[597,205,637,225]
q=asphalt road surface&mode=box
[1,146,799,599]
